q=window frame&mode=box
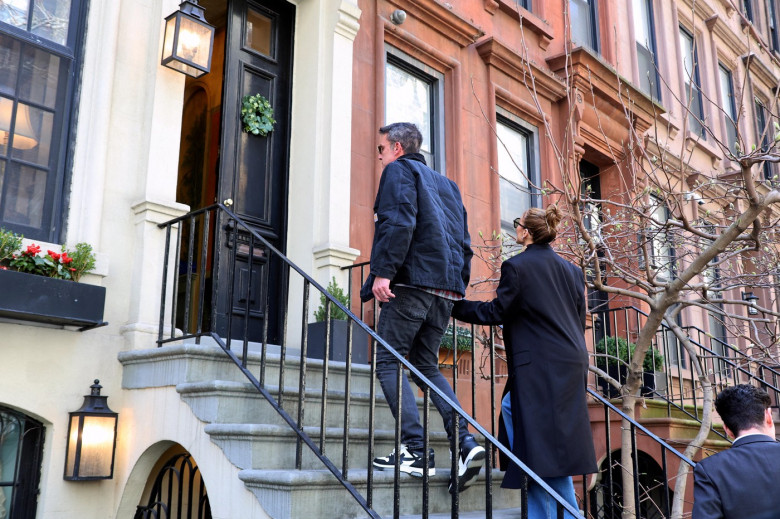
[0,405,45,519]
[648,194,676,281]
[0,0,89,242]
[495,109,540,237]
[769,0,780,51]
[754,98,773,180]
[717,64,739,155]
[384,46,446,174]
[633,0,660,99]
[570,0,600,52]
[679,26,705,138]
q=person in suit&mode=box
[693,384,780,519]
[451,205,596,518]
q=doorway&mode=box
[174,0,294,344]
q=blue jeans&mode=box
[501,394,579,519]
[375,286,470,452]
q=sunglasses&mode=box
[513,218,527,230]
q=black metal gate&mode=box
[135,453,211,519]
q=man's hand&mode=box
[372,276,395,303]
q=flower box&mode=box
[0,269,106,330]
[306,320,369,364]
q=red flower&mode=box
[25,244,41,255]
[0,266,7,270]
[70,267,76,272]
[61,253,73,264]
[48,250,61,261]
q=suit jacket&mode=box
[693,434,780,519]
[451,243,597,485]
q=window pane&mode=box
[633,0,650,46]
[718,66,738,154]
[2,164,46,227]
[32,0,72,46]
[0,0,30,31]
[11,103,52,164]
[19,43,61,108]
[570,0,595,48]
[246,7,272,56]
[679,29,694,82]
[0,34,20,97]
[497,120,531,232]
[385,61,433,162]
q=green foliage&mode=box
[314,277,350,322]
[595,336,664,372]
[64,242,97,282]
[0,228,23,264]
[440,324,474,352]
[241,93,276,136]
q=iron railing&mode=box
[590,306,780,441]
[342,264,700,518]
[157,204,582,519]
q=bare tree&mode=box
[469,3,780,517]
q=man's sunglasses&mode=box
[513,218,527,230]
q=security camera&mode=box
[684,192,703,204]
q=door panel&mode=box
[214,0,293,343]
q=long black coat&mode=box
[693,434,780,519]
[451,243,597,486]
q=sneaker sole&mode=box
[450,448,486,493]
[400,466,436,477]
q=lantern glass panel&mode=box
[65,415,80,477]
[177,16,212,69]
[78,415,116,477]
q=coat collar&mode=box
[732,434,778,447]
[397,153,426,165]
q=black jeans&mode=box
[375,286,471,452]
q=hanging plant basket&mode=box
[241,93,276,136]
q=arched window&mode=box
[0,405,45,519]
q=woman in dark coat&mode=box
[451,205,596,517]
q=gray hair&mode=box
[379,122,422,154]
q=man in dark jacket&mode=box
[693,384,780,519]
[366,122,484,494]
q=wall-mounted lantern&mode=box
[742,291,759,316]
[64,380,118,481]
[161,0,215,78]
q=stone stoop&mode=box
[120,340,521,518]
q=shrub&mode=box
[440,324,474,352]
[0,228,23,264]
[314,277,350,322]
[595,336,664,372]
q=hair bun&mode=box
[545,204,562,230]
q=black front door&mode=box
[214,0,294,343]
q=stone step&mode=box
[120,342,376,394]
[204,422,468,471]
[238,468,521,519]
[177,379,448,432]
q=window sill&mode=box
[684,132,722,169]
[490,1,553,49]
[0,269,107,331]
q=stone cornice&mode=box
[742,52,778,90]
[482,0,554,49]
[386,0,484,47]
[705,14,748,56]
[476,36,566,102]
[677,0,717,21]
[547,47,663,135]
[335,0,361,41]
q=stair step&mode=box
[238,468,520,518]
[204,422,469,470]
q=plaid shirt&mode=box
[396,284,463,301]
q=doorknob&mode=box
[223,198,233,207]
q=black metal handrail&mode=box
[157,204,582,519]
[342,264,704,517]
[591,306,780,435]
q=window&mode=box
[769,0,780,51]
[679,27,705,138]
[754,99,773,180]
[580,160,609,315]
[701,223,729,373]
[496,113,538,236]
[718,65,738,155]
[648,195,675,281]
[742,0,753,21]
[570,0,599,51]
[385,47,444,172]
[633,0,659,99]
[0,406,45,519]
[0,0,87,242]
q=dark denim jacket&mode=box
[361,153,472,302]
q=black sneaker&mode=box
[372,445,436,477]
[449,435,486,493]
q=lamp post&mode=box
[64,380,118,481]
[742,291,759,316]
[161,0,215,78]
